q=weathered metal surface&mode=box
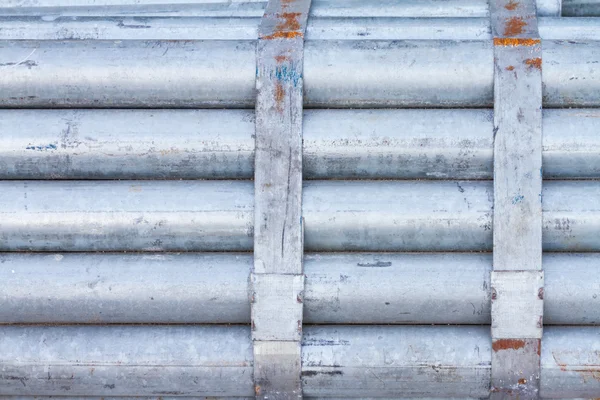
[2,109,600,180]
[562,0,600,15]
[0,40,597,108]
[252,0,310,397]
[3,17,600,41]
[0,252,599,325]
[0,253,252,324]
[541,327,600,398]
[491,271,545,339]
[302,325,492,398]
[490,0,543,397]
[0,0,565,17]
[0,325,597,396]
[0,325,255,396]
[2,180,600,252]
[0,180,254,252]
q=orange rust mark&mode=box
[506,65,515,71]
[518,378,527,384]
[255,385,261,396]
[275,81,286,112]
[275,55,290,63]
[505,0,520,10]
[261,12,303,40]
[504,16,527,36]
[492,339,526,352]
[525,57,542,70]
[494,38,541,47]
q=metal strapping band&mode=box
[252,0,311,398]
[490,0,544,398]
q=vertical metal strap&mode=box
[490,0,544,398]
[252,0,311,398]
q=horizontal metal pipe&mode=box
[0,325,597,397]
[1,109,599,180]
[1,17,597,41]
[0,0,564,17]
[562,0,600,16]
[0,40,598,108]
[1,180,600,252]
[1,252,598,325]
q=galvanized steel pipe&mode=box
[0,40,598,108]
[0,0,562,17]
[1,252,599,325]
[0,325,597,397]
[1,17,598,41]
[1,109,600,180]
[1,180,600,252]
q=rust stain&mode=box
[494,38,541,47]
[275,81,286,112]
[506,65,515,71]
[504,17,527,36]
[518,378,527,384]
[537,339,541,356]
[255,385,261,396]
[525,57,543,70]
[275,55,290,63]
[505,0,520,10]
[492,339,526,352]
[261,12,303,40]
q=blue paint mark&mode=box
[273,65,301,86]
[512,194,524,204]
[26,143,57,151]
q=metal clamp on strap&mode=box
[490,0,544,398]
[252,0,311,398]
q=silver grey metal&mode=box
[0,252,599,325]
[3,180,600,252]
[0,180,254,252]
[252,0,310,397]
[489,0,543,397]
[0,0,564,17]
[1,17,600,41]
[562,0,600,15]
[2,109,600,180]
[0,40,598,108]
[0,325,598,397]
[0,252,252,324]
[0,325,255,397]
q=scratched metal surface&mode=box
[562,0,600,15]
[0,40,598,108]
[0,0,564,17]
[1,180,600,252]
[0,325,597,396]
[2,17,599,41]
[0,252,598,325]
[2,109,600,180]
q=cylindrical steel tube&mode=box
[0,180,254,252]
[1,109,599,180]
[0,252,598,325]
[0,325,254,397]
[2,17,597,41]
[1,180,600,252]
[562,0,600,16]
[0,325,597,397]
[0,0,563,17]
[0,40,598,108]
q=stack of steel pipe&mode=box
[0,0,599,398]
